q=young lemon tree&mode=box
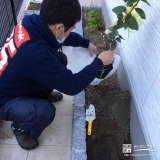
[105,0,151,50]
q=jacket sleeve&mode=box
[28,46,103,96]
[63,32,90,48]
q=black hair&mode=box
[39,0,81,32]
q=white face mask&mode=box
[56,27,67,43]
[57,36,67,43]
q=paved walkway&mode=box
[0,0,102,160]
[0,94,73,160]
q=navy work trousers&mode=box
[0,97,56,139]
[0,51,67,139]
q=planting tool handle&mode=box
[87,120,93,135]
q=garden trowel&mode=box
[85,104,96,135]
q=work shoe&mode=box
[48,91,63,102]
[11,123,39,150]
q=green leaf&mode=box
[116,19,124,29]
[108,31,119,39]
[112,30,119,36]
[117,13,124,20]
[108,33,115,40]
[128,4,133,7]
[124,15,139,30]
[124,14,132,29]
[135,8,146,19]
[106,39,112,44]
[98,23,102,28]
[116,37,121,43]
[108,26,115,31]
[118,34,125,40]
[111,40,117,50]
[129,16,139,30]
[112,6,126,15]
[127,0,138,6]
[141,0,151,6]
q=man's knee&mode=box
[40,101,56,125]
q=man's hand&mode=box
[98,50,114,65]
[87,42,96,57]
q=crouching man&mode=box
[0,0,114,150]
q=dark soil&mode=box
[83,9,132,160]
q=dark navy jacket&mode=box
[0,14,103,107]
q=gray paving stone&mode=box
[73,115,86,126]
[73,105,85,116]
[72,150,87,160]
[72,138,86,150]
[73,125,86,139]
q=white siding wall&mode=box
[102,0,160,159]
